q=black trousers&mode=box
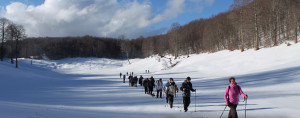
[167,94,174,108]
[149,87,153,94]
[144,87,148,94]
[156,90,162,98]
[166,93,169,102]
[183,97,191,111]
[228,103,238,118]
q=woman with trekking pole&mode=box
[223,77,248,118]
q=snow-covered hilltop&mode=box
[1,43,300,118]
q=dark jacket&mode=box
[148,77,155,88]
[139,77,144,84]
[180,80,195,97]
[133,76,138,83]
[143,79,149,87]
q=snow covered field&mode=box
[1,43,300,118]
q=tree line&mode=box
[134,0,300,58]
[125,0,300,58]
[1,0,299,63]
[20,36,122,60]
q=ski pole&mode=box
[220,105,227,118]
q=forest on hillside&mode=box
[1,0,299,60]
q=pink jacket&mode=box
[224,83,246,105]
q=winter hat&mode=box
[186,77,191,80]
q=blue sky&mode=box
[0,0,44,7]
[0,0,234,38]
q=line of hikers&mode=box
[122,74,197,112]
[120,72,135,79]
[120,71,150,79]
[140,76,195,112]
[121,73,248,117]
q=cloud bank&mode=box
[2,0,214,38]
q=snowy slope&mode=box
[0,43,300,118]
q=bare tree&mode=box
[231,0,252,51]
[168,22,181,59]
[0,18,10,61]
[253,0,260,50]
[290,0,300,43]
[119,35,131,63]
[6,23,26,68]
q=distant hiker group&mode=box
[119,72,248,117]
[145,70,150,73]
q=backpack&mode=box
[168,85,176,95]
[155,80,159,86]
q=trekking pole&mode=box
[245,97,247,118]
[182,93,184,109]
[195,90,196,112]
[220,105,227,118]
[177,92,180,109]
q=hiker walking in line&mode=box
[139,75,144,86]
[130,75,135,87]
[128,75,132,86]
[164,80,169,102]
[123,75,126,83]
[224,77,248,118]
[143,78,149,94]
[180,77,196,112]
[148,76,155,95]
[133,76,138,87]
[155,78,164,98]
[120,72,122,78]
[165,78,178,108]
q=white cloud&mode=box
[1,0,215,38]
[151,0,185,24]
[204,0,215,6]
[187,0,215,13]
[1,0,187,38]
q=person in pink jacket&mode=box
[224,77,248,118]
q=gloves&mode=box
[244,94,248,99]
